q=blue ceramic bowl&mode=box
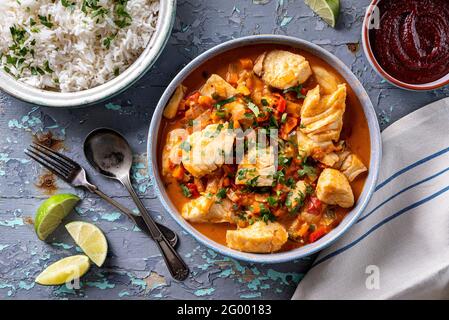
[147,35,381,264]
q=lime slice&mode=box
[305,0,340,27]
[65,221,108,267]
[34,193,80,241]
[35,255,90,285]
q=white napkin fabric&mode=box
[292,97,449,300]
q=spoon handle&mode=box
[121,176,189,281]
[90,187,178,247]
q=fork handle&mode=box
[89,186,178,247]
[120,176,189,281]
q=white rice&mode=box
[0,0,159,92]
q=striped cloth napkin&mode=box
[292,97,449,300]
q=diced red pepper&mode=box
[307,196,323,215]
[186,183,200,198]
[309,226,327,243]
[276,95,286,113]
[301,87,307,97]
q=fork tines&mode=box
[25,142,80,182]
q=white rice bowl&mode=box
[0,0,160,92]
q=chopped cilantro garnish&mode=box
[298,163,316,178]
[267,196,278,206]
[216,188,227,200]
[269,115,278,128]
[38,15,54,28]
[286,177,295,188]
[283,84,306,99]
[44,61,53,73]
[103,34,116,49]
[261,98,269,106]
[260,204,276,223]
[114,1,132,28]
[273,169,285,185]
[214,96,236,109]
[245,175,259,187]
[61,0,75,8]
[180,184,192,198]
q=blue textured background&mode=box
[0,0,448,299]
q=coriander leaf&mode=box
[38,15,54,28]
[283,84,306,99]
[44,61,53,73]
[216,188,227,200]
[180,184,192,198]
[267,196,278,206]
[298,163,316,178]
[214,96,235,109]
[261,98,269,106]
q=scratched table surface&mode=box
[1,0,448,300]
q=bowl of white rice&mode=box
[0,0,175,107]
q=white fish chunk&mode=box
[334,151,367,182]
[311,65,339,95]
[163,85,187,119]
[316,168,354,208]
[226,221,288,253]
[182,123,235,178]
[199,74,236,99]
[300,84,347,143]
[182,196,235,224]
[162,128,188,177]
[255,50,312,90]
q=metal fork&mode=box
[25,142,177,247]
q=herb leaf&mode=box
[216,188,227,200]
[180,184,192,198]
[298,163,317,178]
[38,15,54,28]
[283,84,306,99]
[214,96,235,109]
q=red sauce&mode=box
[371,0,449,84]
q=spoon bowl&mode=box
[84,128,133,180]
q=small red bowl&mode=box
[362,0,449,91]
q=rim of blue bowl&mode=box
[147,35,382,264]
[0,0,176,108]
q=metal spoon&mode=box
[83,128,189,281]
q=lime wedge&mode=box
[65,221,108,267]
[305,0,340,27]
[35,255,90,285]
[34,193,80,241]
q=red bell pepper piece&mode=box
[276,95,286,113]
[309,226,327,243]
[307,196,323,215]
[186,183,200,198]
